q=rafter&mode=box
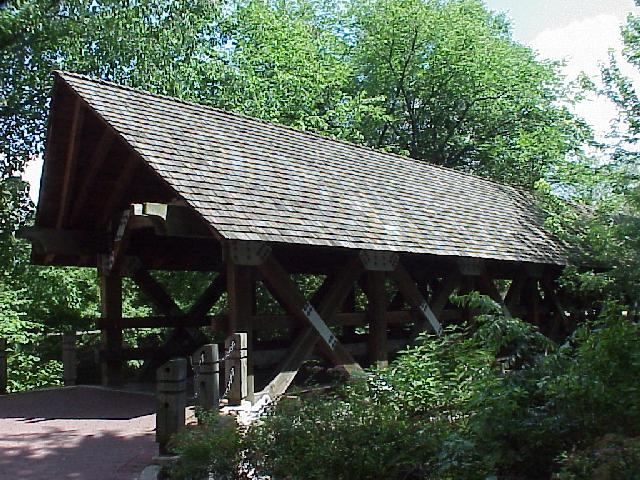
[99,152,139,227]
[56,98,85,229]
[69,129,114,225]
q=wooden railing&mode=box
[0,330,95,394]
[155,332,248,455]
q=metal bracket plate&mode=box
[457,258,485,276]
[418,301,443,336]
[228,241,272,266]
[302,302,338,349]
[359,250,400,271]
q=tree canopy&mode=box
[2,1,640,477]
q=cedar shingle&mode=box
[56,71,568,265]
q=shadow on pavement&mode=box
[0,386,155,420]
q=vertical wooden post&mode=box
[100,272,123,386]
[0,338,7,395]
[522,278,541,327]
[192,344,219,411]
[62,331,77,386]
[156,358,187,455]
[342,286,357,341]
[226,332,247,406]
[366,271,388,368]
[227,262,255,403]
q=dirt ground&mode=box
[0,386,158,480]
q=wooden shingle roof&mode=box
[52,71,568,265]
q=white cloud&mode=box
[531,14,640,142]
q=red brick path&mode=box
[0,386,157,480]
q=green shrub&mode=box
[554,434,640,480]
[167,307,640,480]
[245,385,445,480]
[168,415,242,480]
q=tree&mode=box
[548,2,640,306]
[347,0,588,187]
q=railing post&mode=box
[0,338,6,395]
[192,344,219,411]
[62,331,77,386]
[156,358,187,455]
[226,333,247,406]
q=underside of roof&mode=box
[34,71,568,268]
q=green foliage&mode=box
[554,434,640,480]
[246,387,444,480]
[168,416,242,480]
[348,0,587,187]
[163,310,640,480]
[0,284,62,392]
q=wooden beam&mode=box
[257,254,365,400]
[253,339,408,369]
[17,227,107,257]
[188,271,227,317]
[539,277,571,333]
[390,263,443,336]
[477,275,512,319]
[504,276,526,309]
[227,261,255,402]
[100,272,123,386]
[364,271,388,368]
[99,152,139,227]
[258,253,363,352]
[69,129,114,225]
[96,315,218,329]
[407,273,460,339]
[56,98,85,229]
[522,278,543,327]
[92,310,415,331]
[131,268,181,316]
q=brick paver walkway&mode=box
[0,386,157,480]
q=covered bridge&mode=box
[22,71,570,401]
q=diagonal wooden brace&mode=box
[257,254,365,399]
[258,253,363,355]
[390,263,444,336]
[476,274,512,319]
[188,271,227,318]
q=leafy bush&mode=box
[554,434,640,480]
[0,285,62,392]
[169,415,242,480]
[245,386,445,480]
[132,305,640,480]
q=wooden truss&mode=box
[63,204,570,393]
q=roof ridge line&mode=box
[54,70,527,195]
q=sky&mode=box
[484,0,638,140]
[22,0,640,202]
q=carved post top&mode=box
[157,358,187,392]
[226,332,248,358]
[193,343,219,364]
[192,344,220,374]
